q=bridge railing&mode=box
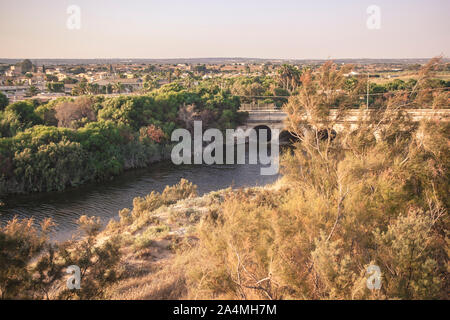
[240,103,278,111]
[243,108,450,124]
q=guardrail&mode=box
[240,103,279,111]
[242,108,450,123]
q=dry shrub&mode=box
[0,215,122,300]
[55,216,122,300]
[77,215,102,237]
[132,192,164,218]
[133,224,170,251]
[169,208,202,225]
[179,60,449,300]
[161,178,197,205]
[55,96,96,128]
[139,124,166,143]
[0,217,54,299]
[106,260,188,300]
[183,191,281,300]
[131,179,197,220]
[177,104,197,132]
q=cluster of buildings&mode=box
[0,59,423,104]
[0,61,147,103]
[0,60,279,103]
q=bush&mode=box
[2,101,41,136]
[132,179,197,218]
[13,138,88,192]
[0,92,8,111]
[0,215,123,300]
[0,218,52,299]
[161,179,197,205]
[373,210,443,299]
[55,96,96,128]
[139,124,166,143]
[181,61,449,300]
[133,224,170,251]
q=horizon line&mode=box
[0,56,447,62]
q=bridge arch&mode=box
[253,125,272,142]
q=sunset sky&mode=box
[0,0,449,59]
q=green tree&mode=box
[2,101,42,135]
[26,86,39,97]
[47,82,64,93]
[277,64,301,93]
[19,59,33,74]
[45,74,58,82]
[72,79,88,95]
[0,92,9,111]
[113,82,124,94]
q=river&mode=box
[0,158,279,241]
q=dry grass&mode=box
[98,182,279,300]
[105,245,188,300]
[371,71,450,84]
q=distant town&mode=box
[1,58,449,103]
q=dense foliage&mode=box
[0,84,245,195]
[0,216,121,299]
[0,92,8,111]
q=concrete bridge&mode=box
[237,108,450,143]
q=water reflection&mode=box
[0,158,279,241]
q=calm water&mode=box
[0,158,279,241]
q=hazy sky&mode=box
[0,0,449,59]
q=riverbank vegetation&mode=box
[0,60,448,300]
[0,84,245,196]
[0,179,197,299]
